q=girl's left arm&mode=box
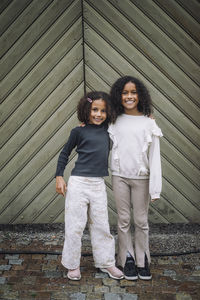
[148,135,162,202]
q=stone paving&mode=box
[0,224,200,300]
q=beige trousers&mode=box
[61,176,115,270]
[112,176,150,268]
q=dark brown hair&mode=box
[77,91,113,124]
[110,76,153,122]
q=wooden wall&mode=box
[0,0,200,224]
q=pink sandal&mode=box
[100,266,124,279]
[67,267,81,280]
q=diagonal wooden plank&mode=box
[0,0,199,225]
[84,32,200,150]
[0,0,75,80]
[86,0,200,88]
[175,0,200,23]
[11,154,78,224]
[0,0,13,15]
[0,32,83,150]
[0,0,53,59]
[0,64,84,192]
[132,0,200,64]
[0,108,80,223]
[153,0,200,44]
[84,1,200,109]
[0,0,82,103]
[0,0,32,36]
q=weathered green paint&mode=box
[0,0,199,224]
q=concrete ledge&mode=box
[0,223,200,255]
[0,222,200,233]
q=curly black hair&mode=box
[110,76,152,121]
[77,91,114,124]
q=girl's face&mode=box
[121,81,140,114]
[89,99,107,125]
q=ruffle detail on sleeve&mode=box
[108,125,120,172]
[142,120,163,153]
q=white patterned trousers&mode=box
[61,176,115,270]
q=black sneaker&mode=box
[124,256,138,280]
[137,254,152,280]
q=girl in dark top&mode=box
[55,91,124,281]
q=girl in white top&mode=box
[108,76,163,281]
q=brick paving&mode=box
[0,224,200,300]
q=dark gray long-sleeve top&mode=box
[55,124,110,178]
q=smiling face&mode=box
[88,99,107,125]
[121,81,140,115]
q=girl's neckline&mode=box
[122,114,145,117]
[87,123,105,127]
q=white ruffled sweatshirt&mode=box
[108,114,163,200]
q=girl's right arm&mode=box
[55,128,78,195]
[55,128,78,177]
[56,176,67,196]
